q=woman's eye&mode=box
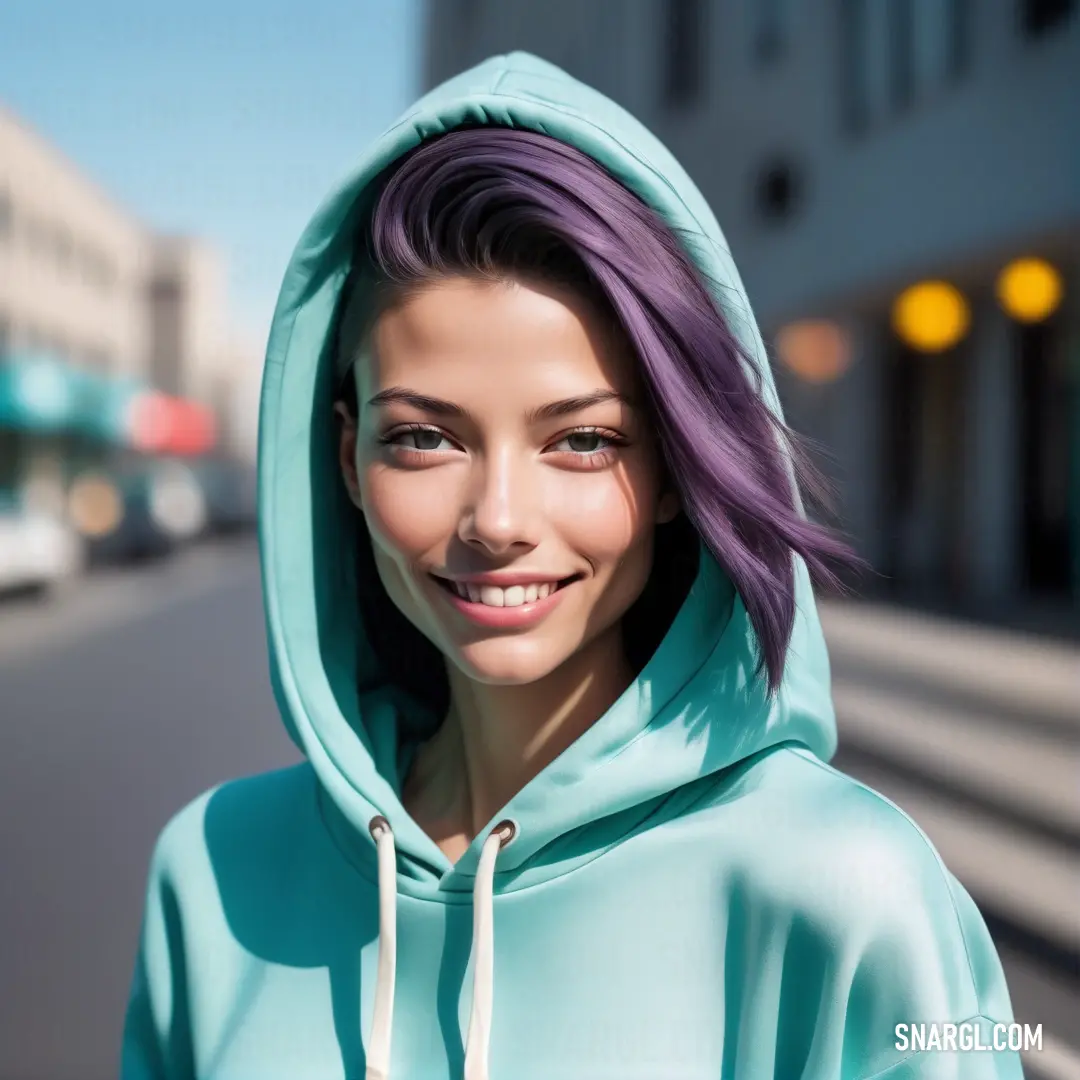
[391,428,454,451]
[553,431,611,454]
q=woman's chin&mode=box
[449,639,570,688]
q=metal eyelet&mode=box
[494,819,518,847]
[369,815,390,839]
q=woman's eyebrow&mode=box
[527,389,632,422]
[366,386,633,421]
[366,388,468,416]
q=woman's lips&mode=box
[429,574,577,629]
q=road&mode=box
[0,539,299,1080]
[0,538,1076,1079]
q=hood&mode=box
[256,52,836,896]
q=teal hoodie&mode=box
[121,53,1023,1080]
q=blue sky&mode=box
[0,0,424,343]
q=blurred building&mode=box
[148,237,226,402]
[0,106,150,377]
[425,0,1080,622]
[147,236,262,459]
[0,102,258,517]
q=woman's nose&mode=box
[458,450,540,555]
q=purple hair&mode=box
[340,127,857,695]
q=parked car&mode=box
[67,458,208,565]
[0,491,82,596]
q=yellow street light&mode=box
[996,257,1063,323]
[775,320,852,384]
[892,280,971,353]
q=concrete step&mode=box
[1025,1035,1080,1080]
[820,600,1080,729]
[838,749,1080,1080]
[833,678,1080,838]
[995,943,1080,1080]
[832,757,1080,957]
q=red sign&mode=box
[129,391,217,455]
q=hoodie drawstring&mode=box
[366,817,398,1080]
[462,825,509,1080]
[365,816,516,1080]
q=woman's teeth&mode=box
[449,581,557,607]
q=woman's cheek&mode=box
[542,466,655,558]
[361,466,458,555]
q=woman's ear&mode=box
[657,489,681,525]
[334,402,363,510]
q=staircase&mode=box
[820,600,1080,1080]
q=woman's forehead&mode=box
[359,277,639,402]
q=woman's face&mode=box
[338,275,678,687]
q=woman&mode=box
[122,53,1022,1079]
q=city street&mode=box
[0,539,1076,1080]
[0,539,299,1080]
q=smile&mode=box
[431,577,578,607]
[428,573,582,628]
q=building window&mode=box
[840,0,890,132]
[1021,0,1076,35]
[754,0,788,65]
[0,191,11,241]
[839,0,867,131]
[945,0,971,78]
[841,0,971,132]
[754,157,804,224]
[662,0,706,108]
[150,277,181,303]
[889,0,916,112]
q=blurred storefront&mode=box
[424,0,1080,621]
[0,349,217,501]
[0,100,259,525]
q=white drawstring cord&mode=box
[365,816,397,1080]
[463,821,514,1080]
[365,817,516,1080]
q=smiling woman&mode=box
[336,273,682,844]
[326,126,857,876]
[121,54,1025,1080]
[331,130,846,709]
